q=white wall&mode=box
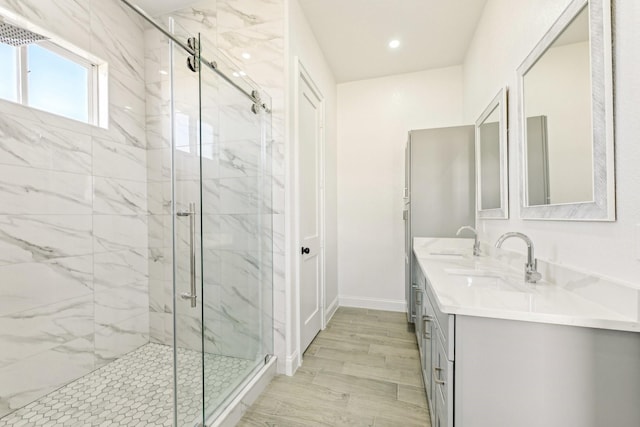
[287,0,338,371]
[464,0,640,285]
[337,67,465,309]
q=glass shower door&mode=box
[171,32,205,427]
[199,56,274,419]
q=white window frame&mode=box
[0,7,108,128]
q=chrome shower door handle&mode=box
[177,202,197,308]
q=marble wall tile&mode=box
[92,137,147,182]
[93,249,148,292]
[0,113,92,174]
[0,255,93,317]
[0,336,94,418]
[0,166,92,215]
[0,295,93,368]
[219,139,263,178]
[0,215,93,265]
[94,282,149,327]
[94,313,149,368]
[217,20,283,66]
[93,177,147,215]
[89,0,145,85]
[93,215,149,253]
[0,0,152,418]
[216,0,282,33]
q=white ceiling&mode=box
[299,0,488,83]
[131,0,489,82]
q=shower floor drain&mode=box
[0,343,254,427]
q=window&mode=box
[0,36,105,126]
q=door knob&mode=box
[301,247,310,255]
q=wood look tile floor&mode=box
[238,307,430,426]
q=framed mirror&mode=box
[517,0,615,221]
[475,88,508,219]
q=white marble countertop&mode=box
[414,237,640,333]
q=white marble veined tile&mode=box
[0,113,92,174]
[0,0,92,53]
[216,0,282,33]
[147,182,172,215]
[214,214,274,252]
[0,165,92,215]
[93,248,148,292]
[0,295,93,368]
[149,311,166,344]
[217,20,284,67]
[93,177,147,215]
[163,1,216,38]
[0,336,94,419]
[271,212,284,254]
[148,214,168,248]
[147,148,172,182]
[94,282,149,327]
[94,313,148,367]
[93,214,148,253]
[0,215,92,265]
[92,136,147,182]
[217,176,266,215]
[219,140,263,178]
[0,255,93,317]
[89,0,145,85]
[145,113,171,150]
[174,313,204,352]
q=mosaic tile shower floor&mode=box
[0,343,254,427]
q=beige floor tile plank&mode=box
[374,414,431,427]
[241,308,429,426]
[347,394,430,425]
[311,336,371,353]
[267,379,350,408]
[341,361,424,388]
[314,347,387,367]
[299,354,345,374]
[321,328,418,348]
[385,354,423,372]
[369,343,419,359]
[274,399,375,426]
[312,371,398,399]
[397,384,429,409]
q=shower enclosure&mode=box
[0,0,274,426]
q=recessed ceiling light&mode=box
[241,52,251,60]
[239,71,247,76]
[159,70,168,75]
[232,72,240,77]
[389,39,400,49]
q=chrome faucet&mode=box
[456,226,480,256]
[495,232,542,283]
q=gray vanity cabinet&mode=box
[415,260,640,427]
[419,265,454,427]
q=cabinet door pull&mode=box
[423,315,433,339]
[433,366,446,385]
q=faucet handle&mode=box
[525,260,542,283]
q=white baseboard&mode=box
[284,350,299,376]
[325,296,339,325]
[339,295,406,312]
[207,356,277,427]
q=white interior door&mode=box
[298,67,323,354]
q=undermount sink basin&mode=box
[444,268,501,277]
[428,251,465,257]
[444,270,530,293]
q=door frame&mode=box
[293,58,326,369]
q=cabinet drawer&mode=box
[425,277,455,361]
[434,333,453,427]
